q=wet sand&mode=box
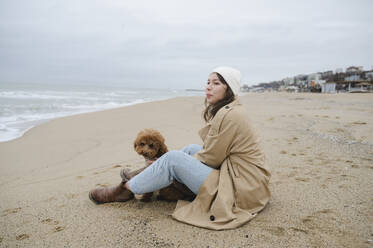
[0,93,372,247]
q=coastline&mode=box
[0,92,202,143]
[1,93,372,247]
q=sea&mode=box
[0,82,204,142]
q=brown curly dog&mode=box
[121,129,195,202]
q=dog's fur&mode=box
[130,129,195,202]
[134,129,168,161]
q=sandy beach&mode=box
[0,93,372,247]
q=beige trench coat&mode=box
[172,99,271,230]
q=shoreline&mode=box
[1,93,372,247]
[2,91,368,143]
[0,91,363,143]
[0,95,198,143]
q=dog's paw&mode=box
[139,192,153,202]
[140,196,152,202]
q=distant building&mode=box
[321,70,333,77]
[250,87,265,92]
[296,80,307,87]
[346,66,363,73]
[294,74,307,86]
[285,86,298,92]
[365,71,373,79]
[307,73,322,87]
[250,65,373,93]
[283,77,295,86]
[345,75,361,81]
[321,82,336,93]
[241,84,250,92]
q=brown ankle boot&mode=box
[120,167,144,180]
[89,181,134,204]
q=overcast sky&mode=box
[0,0,372,89]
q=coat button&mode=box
[225,106,230,109]
[210,215,215,221]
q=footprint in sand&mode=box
[338,184,348,189]
[54,226,65,232]
[76,176,84,179]
[41,218,59,225]
[301,216,313,224]
[2,207,21,217]
[16,234,29,240]
[317,209,334,214]
[287,171,297,178]
[351,121,367,125]
[290,227,308,234]
[64,193,78,199]
[280,150,287,154]
[41,219,64,233]
[301,209,335,231]
[295,177,310,182]
[265,226,285,236]
[336,128,346,133]
[112,164,122,168]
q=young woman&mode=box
[89,66,271,230]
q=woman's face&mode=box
[205,73,227,105]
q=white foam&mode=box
[0,86,202,142]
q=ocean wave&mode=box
[0,87,200,142]
[0,90,141,101]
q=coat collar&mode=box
[210,98,241,124]
[199,98,241,140]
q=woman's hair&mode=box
[203,72,235,122]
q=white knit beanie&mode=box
[212,66,241,95]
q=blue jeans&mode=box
[128,144,214,195]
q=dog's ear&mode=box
[151,130,168,155]
[134,131,143,150]
[159,141,168,155]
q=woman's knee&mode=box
[160,150,186,171]
[181,144,202,155]
[164,150,185,162]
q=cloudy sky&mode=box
[0,0,372,89]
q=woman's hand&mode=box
[145,158,157,166]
